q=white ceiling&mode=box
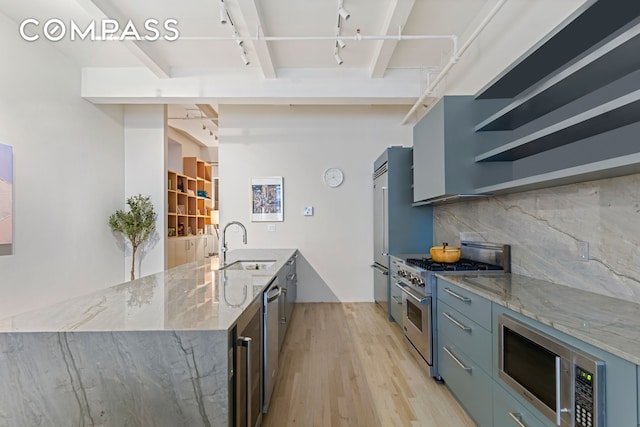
[1,0,588,146]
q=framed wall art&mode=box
[251,177,283,222]
[0,143,13,255]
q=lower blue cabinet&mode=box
[493,380,553,427]
[438,336,493,427]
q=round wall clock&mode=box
[323,168,344,188]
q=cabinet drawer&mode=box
[438,301,492,374]
[438,337,493,427]
[493,381,554,427]
[437,278,492,330]
[390,282,403,329]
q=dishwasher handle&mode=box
[238,336,252,426]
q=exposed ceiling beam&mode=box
[369,0,416,78]
[73,0,172,78]
[81,67,423,105]
[234,0,277,79]
[196,104,219,129]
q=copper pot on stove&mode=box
[429,242,461,263]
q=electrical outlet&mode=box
[303,206,314,216]
[578,241,589,261]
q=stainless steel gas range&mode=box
[390,241,510,380]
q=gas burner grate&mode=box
[405,258,502,272]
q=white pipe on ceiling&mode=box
[177,34,458,45]
[400,0,509,125]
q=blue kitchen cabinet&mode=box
[438,335,493,427]
[437,277,494,426]
[493,380,554,427]
[438,280,492,331]
[438,300,492,375]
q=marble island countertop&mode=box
[437,273,640,365]
[0,248,297,333]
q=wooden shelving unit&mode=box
[167,157,214,238]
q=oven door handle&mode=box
[395,282,430,304]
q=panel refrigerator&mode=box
[372,147,433,324]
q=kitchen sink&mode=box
[221,260,276,270]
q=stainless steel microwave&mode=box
[498,314,605,427]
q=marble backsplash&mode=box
[434,172,640,303]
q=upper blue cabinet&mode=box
[472,0,640,195]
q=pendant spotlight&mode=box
[337,39,346,49]
[334,50,343,65]
[338,6,350,20]
[241,51,250,66]
[220,0,227,24]
[233,30,244,47]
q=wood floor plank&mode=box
[263,303,476,427]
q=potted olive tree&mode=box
[108,194,157,281]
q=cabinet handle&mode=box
[370,264,389,275]
[391,296,402,305]
[508,412,528,427]
[287,273,297,281]
[238,336,252,425]
[443,346,472,374]
[443,312,471,332]
[280,288,288,324]
[381,187,387,256]
[442,287,471,303]
[287,259,294,265]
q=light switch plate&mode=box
[267,224,276,232]
[304,206,314,216]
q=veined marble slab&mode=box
[0,248,296,332]
[0,330,229,426]
[434,172,640,303]
[438,273,640,365]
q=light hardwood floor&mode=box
[263,303,476,427]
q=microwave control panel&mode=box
[575,366,595,427]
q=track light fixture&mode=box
[338,6,350,20]
[233,30,244,47]
[334,50,343,65]
[241,51,250,66]
[337,39,346,49]
[220,0,227,24]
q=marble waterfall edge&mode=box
[0,330,229,426]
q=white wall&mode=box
[219,105,412,302]
[0,13,125,317]
[124,105,166,280]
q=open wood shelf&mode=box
[475,23,640,131]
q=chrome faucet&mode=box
[221,221,247,265]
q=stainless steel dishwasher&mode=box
[262,278,281,413]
